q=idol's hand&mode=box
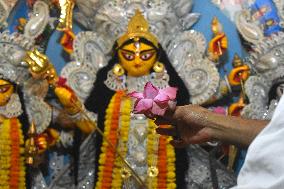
[55,86,82,115]
[36,128,60,153]
[155,105,213,148]
[55,87,95,134]
[24,49,59,85]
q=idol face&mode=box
[118,40,157,77]
[0,79,14,106]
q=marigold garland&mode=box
[166,137,176,189]
[157,135,167,189]
[0,118,25,189]
[96,91,124,189]
[112,96,131,188]
[147,119,159,188]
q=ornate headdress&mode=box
[116,10,159,48]
[0,31,34,84]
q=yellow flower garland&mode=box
[166,137,176,189]
[147,119,159,188]
[96,91,124,189]
[112,96,131,188]
[0,118,25,189]
[0,119,11,188]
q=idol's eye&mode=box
[140,51,155,61]
[121,51,135,61]
[0,84,11,93]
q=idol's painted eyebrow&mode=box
[120,49,135,54]
[120,48,156,54]
[140,49,156,54]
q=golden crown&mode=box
[117,10,159,48]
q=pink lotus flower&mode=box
[211,106,227,115]
[128,82,177,118]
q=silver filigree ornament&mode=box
[74,0,199,48]
[24,95,52,134]
[180,56,220,105]
[24,0,50,39]
[61,61,98,102]
[164,29,221,104]
[242,32,284,120]
[104,69,169,92]
[0,93,23,118]
[166,30,207,72]
[0,0,18,29]
[72,31,111,69]
[0,31,34,85]
[235,9,264,44]
[61,31,110,101]
[247,32,284,80]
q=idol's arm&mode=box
[54,86,96,134]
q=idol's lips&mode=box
[134,64,142,68]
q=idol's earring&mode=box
[113,64,125,77]
[153,61,164,73]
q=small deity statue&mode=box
[208,17,228,63]
[228,54,250,116]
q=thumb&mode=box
[163,100,177,119]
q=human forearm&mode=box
[205,112,268,147]
[156,105,268,148]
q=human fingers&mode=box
[156,127,176,136]
[154,117,173,125]
[163,101,177,119]
[169,139,188,148]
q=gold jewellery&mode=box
[117,10,159,49]
[153,62,164,73]
[56,0,75,31]
[24,49,58,84]
[113,64,125,77]
[113,61,165,77]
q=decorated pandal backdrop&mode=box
[0,0,283,188]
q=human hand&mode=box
[155,104,213,148]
